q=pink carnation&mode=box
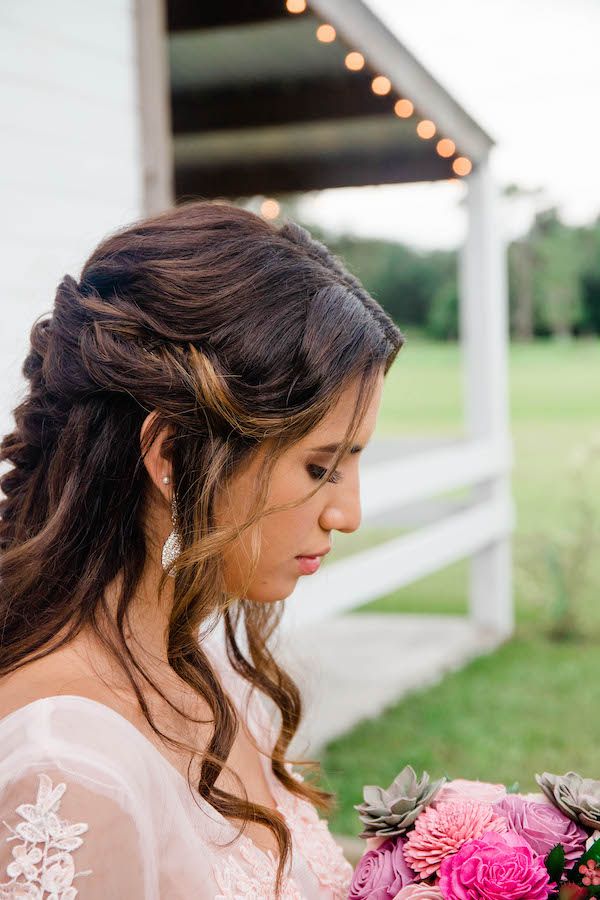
[403,800,507,879]
[438,829,553,900]
[433,778,506,807]
[393,885,443,899]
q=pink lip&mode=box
[296,556,322,575]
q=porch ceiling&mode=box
[166,0,493,199]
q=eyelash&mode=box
[307,464,343,484]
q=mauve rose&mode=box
[438,830,553,900]
[433,778,506,807]
[494,794,588,865]
[349,837,416,900]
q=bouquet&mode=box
[348,765,600,899]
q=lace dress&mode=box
[0,632,354,899]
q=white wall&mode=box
[0,0,143,437]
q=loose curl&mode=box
[0,200,404,896]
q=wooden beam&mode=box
[167,0,285,32]
[171,73,396,133]
[175,151,452,197]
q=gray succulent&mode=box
[535,771,600,830]
[354,764,447,839]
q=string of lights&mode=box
[285,0,472,179]
[262,0,471,219]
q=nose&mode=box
[319,479,362,535]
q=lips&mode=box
[296,555,322,575]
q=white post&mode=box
[133,0,174,214]
[459,156,514,636]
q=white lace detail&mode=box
[0,773,92,899]
[213,836,304,900]
[274,781,353,899]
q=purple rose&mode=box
[438,830,553,900]
[350,837,416,900]
[494,794,588,866]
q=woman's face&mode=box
[216,370,384,603]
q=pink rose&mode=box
[494,794,588,865]
[349,837,416,900]
[393,885,443,899]
[433,778,506,807]
[439,830,553,900]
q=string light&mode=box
[260,199,280,219]
[312,20,467,179]
[452,157,472,176]
[371,75,391,96]
[394,99,414,118]
[416,120,436,139]
[436,138,455,158]
[285,0,306,11]
[344,51,365,71]
[316,23,336,42]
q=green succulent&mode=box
[354,764,447,839]
[535,771,600,830]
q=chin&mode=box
[245,580,296,605]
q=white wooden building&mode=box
[1,0,513,754]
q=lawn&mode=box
[318,338,600,837]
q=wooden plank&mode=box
[175,152,451,197]
[171,74,391,134]
[167,0,285,32]
[359,438,512,520]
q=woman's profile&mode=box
[0,200,403,899]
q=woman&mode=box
[0,201,403,899]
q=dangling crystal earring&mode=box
[161,474,181,577]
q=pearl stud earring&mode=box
[162,475,170,484]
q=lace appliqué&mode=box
[276,771,353,900]
[0,773,92,899]
[213,835,304,900]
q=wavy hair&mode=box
[0,200,404,896]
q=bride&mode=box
[0,200,403,899]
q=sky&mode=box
[298,0,600,250]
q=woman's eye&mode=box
[307,464,342,484]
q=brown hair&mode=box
[0,200,403,895]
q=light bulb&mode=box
[436,138,455,158]
[394,99,414,118]
[260,199,280,219]
[452,157,472,176]
[416,120,436,139]
[345,51,365,71]
[316,23,336,42]
[371,75,392,95]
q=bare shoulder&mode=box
[0,644,133,722]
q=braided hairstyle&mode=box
[0,200,404,896]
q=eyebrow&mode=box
[309,443,364,454]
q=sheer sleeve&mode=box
[0,763,156,899]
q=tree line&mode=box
[304,209,600,341]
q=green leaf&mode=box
[546,843,566,885]
[505,781,520,794]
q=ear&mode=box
[140,410,173,499]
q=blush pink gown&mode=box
[0,631,353,898]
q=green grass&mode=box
[319,338,600,835]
